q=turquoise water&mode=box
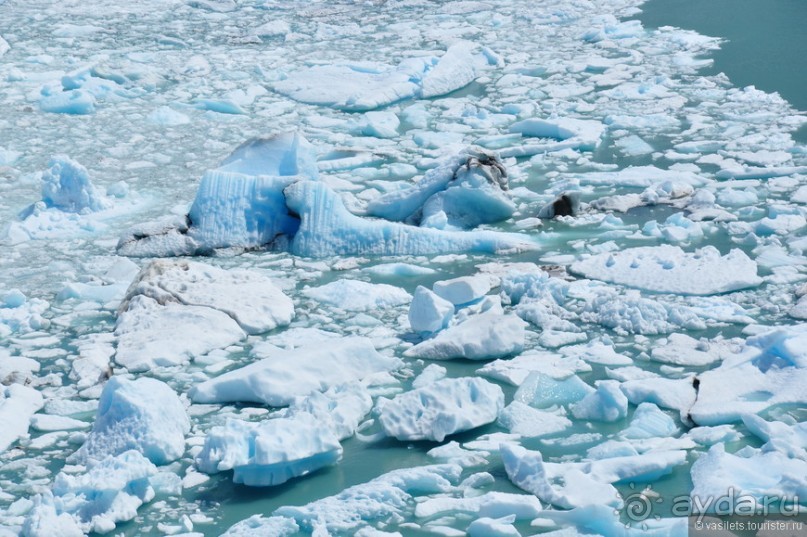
[638,0,807,141]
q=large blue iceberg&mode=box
[117,132,538,258]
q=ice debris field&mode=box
[0,0,806,536]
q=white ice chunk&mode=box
[23,450,180,535]
[690,444,806,512]
[114,295,245,372]
[649,333,725,367]
[196,412,342,486]
[221,515,299,537]
[415,491,542,520]
[404,312,526,360]
[378,377,504,441]
[466,515,520,537]
[121,259,293,334]
[497,401,572,437]
[478,350,590,386]
[420,41,479,98]
[69,376,189,465]
[409,286,454,334]
[570,245,762,295]
[303,279,411,312]
[190,337,402,406]
[510,117,605,150]
[620,377,697,419]
[433,275,491,305]
[0,384,44,453]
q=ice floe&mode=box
[378,377,504,442]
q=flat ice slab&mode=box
[404,312,526,361]
[190,336,402,406]
[378,377,504,442]
[0,384,44,453]
[570,245,762,295]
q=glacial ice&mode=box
[432,275,492,305]
[303,279,411,312]
[570,245,763,295]
[23,450,180,535]
[39,156,107,213]
[195,412,343,486]
[403,312,526,361]
[190,337,401,406]
[0,384,44,453]
[378,377,504,442]
[69,376,189,466]
[409,286,454,334]
[570,380,628,422]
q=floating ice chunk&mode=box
[196,412,342,486]
[690,443,806,512]
[433,275,491,305]
[0,348,40,385]
[0,35,8,57]
[427,440,489,468]
[409,286,454,334]
[537,192,581,219]
[466,515,520,537]
[273,59,425,111]
[193,98,246,114]
[378,377,504,442]
[367,147,513,229]
[115,295,244,371]
[421,41,479,98]
[650,333,724,366]
[303,279,411,312]
[498,401,572,437]
[69,376,189,465]
[354,111,400,138]
[0,384,44,453]
[30,414,89,432]
[404,312,526,361]
[620,377,696,420]
[538,504,686,537]
[573,166,708,188]
[274,464,461,533]
[570,245,762,295]
[615,134,654,156]
[742,414,807,459]
[148,106,190,126]
[560,340,632,366]
[23,450,180,535]
[501,444,618,509]
[0,146,21,166]
[570,380,627,422]
[190,337,401,406]
[286,181,535,257]
[116,215,199,257]
[514,372,594,409]
[479,350,590,386]
[40,89,96,114]
[510,117,605,150]
[622,403,678,439]
[122,259,294,334]
[187,133,314,250]
[40,155,107,213]
[689,325,807,425]
[221,515,299,537]
[415,491,541,520]
[362,263,437,277]
[285,382,373,440]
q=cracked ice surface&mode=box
[1,0,806,535]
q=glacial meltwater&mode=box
[0,1,805,536]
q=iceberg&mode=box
[408,286,454,334]
[432,275,492,305]
[0,384,44,453]
[273,41,483,111]
[302,279,411,312]
[121,259,294,334]
[221,515,299,537]
[23,450,180,535]
[570,245,763,295]
[570,380,628,422]
[365,147,513,229]
[38,156,107,213]
[403,312,526,361]
[69,376,189,465]
[509,116,605,150]
[190,337,402,406]
[497,401,572,437]
[196,412,343,487]
[286,180,535,257]
[514,372,594,408]
[378,377,504,442]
